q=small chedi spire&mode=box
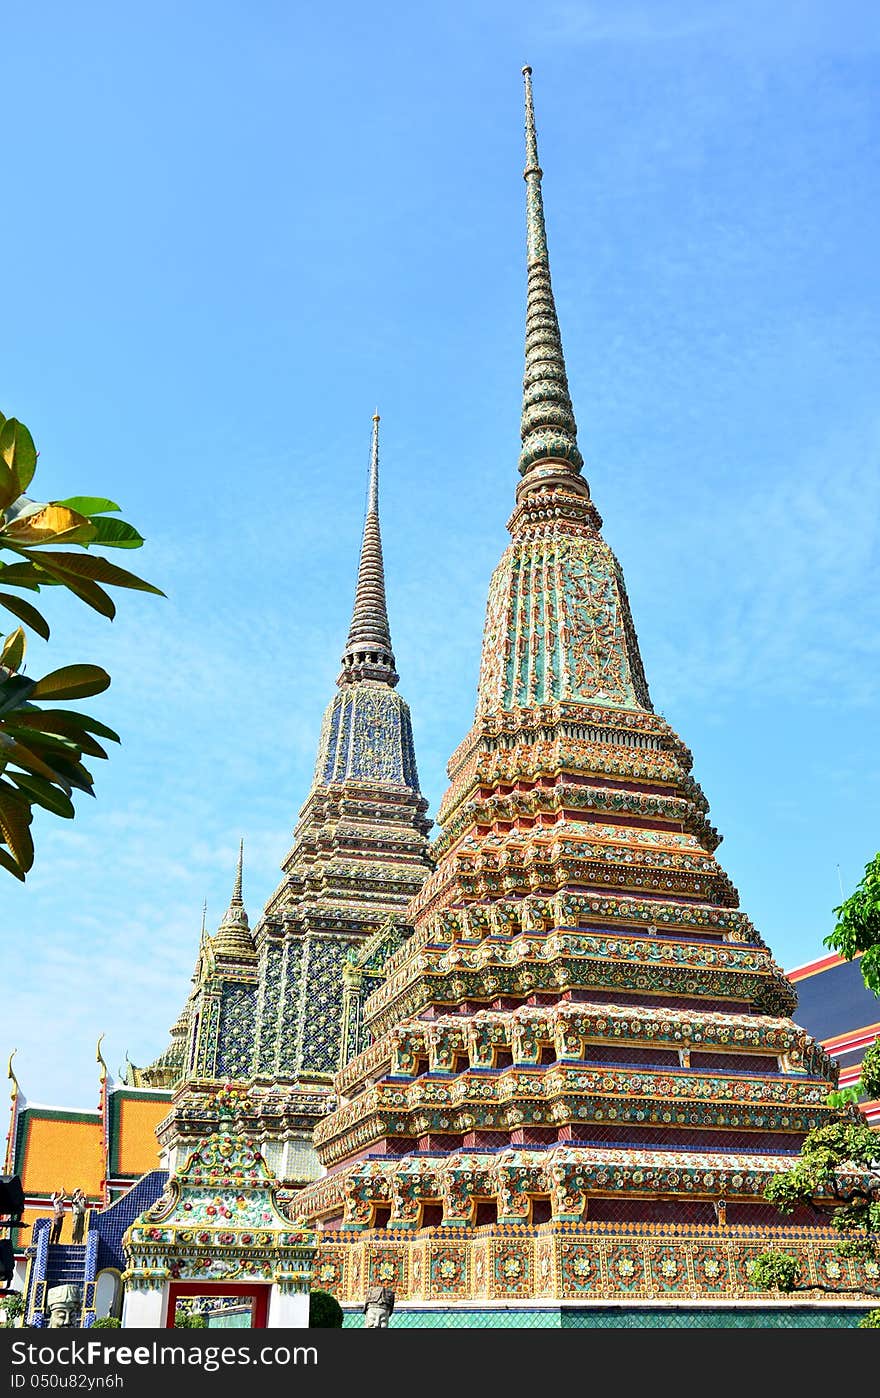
[338,414,399,687]
[213,839,254,958]
[519,65,586,496]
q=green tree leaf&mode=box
[0,733,72,787]
[45,572,117,619]
[0,628,26,672]
[0,590,51,639]
[1,725,83,758]
[9,772,76,818]
[0,413,161,879]
[36,750,95,795]
[0,782,35,872]
[0,674,37,716]
[16,708,120,744]
[0,842,25,880]
[827,1086,862,1110]
[55,497,121,515]
[31,665,111,701]
[0,418,38,496]
[4,713,109,761]
[0,462,19,513]
[1,504,95,547]
[83,516,145,549]
[0,561,45,590]
[14,549,164,596]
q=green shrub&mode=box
[91,1316,121,1329]
[746,1252,801,1292]
[858,1309,880,1329]
[2,1293,25,1328]
[309,1290,343,1328]
[173,1313,207,1328]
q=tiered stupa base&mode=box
[311,1221,880,1313]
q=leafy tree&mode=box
[0,412,163,879]
[173,1312,207,1328]
[747,1116,880,1315]
[826,1038,880,1113]
[750,860,880,1321]
[825,853,880,995]
[821,857,880,1110]
[1,1292,25,1328]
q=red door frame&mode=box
[165,1281,270,1328]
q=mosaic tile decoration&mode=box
[341,1305,873,1329]
[312,1225,880,1306]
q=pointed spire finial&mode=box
[232,838,244,906]
[518,66,587,495]
[338,414,399,688]
[368,412,380,514]
[194,901,209,981]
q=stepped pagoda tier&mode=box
[142,418,434,1186]
[297,73,877,1315]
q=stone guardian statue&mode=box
[46,1284,82,1328]
[363,1285,395,1328]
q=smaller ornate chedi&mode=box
[248,413,433,1093]
[296,71,879,1320]
[135,847,257,1093]
[139,417,434,1187]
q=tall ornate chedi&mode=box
[144,417,434,1185]
[250,413,432,1087]
[298,73,876,1317]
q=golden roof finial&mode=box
[7,1048,19,1099]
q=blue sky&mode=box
[3,0,878,1108]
